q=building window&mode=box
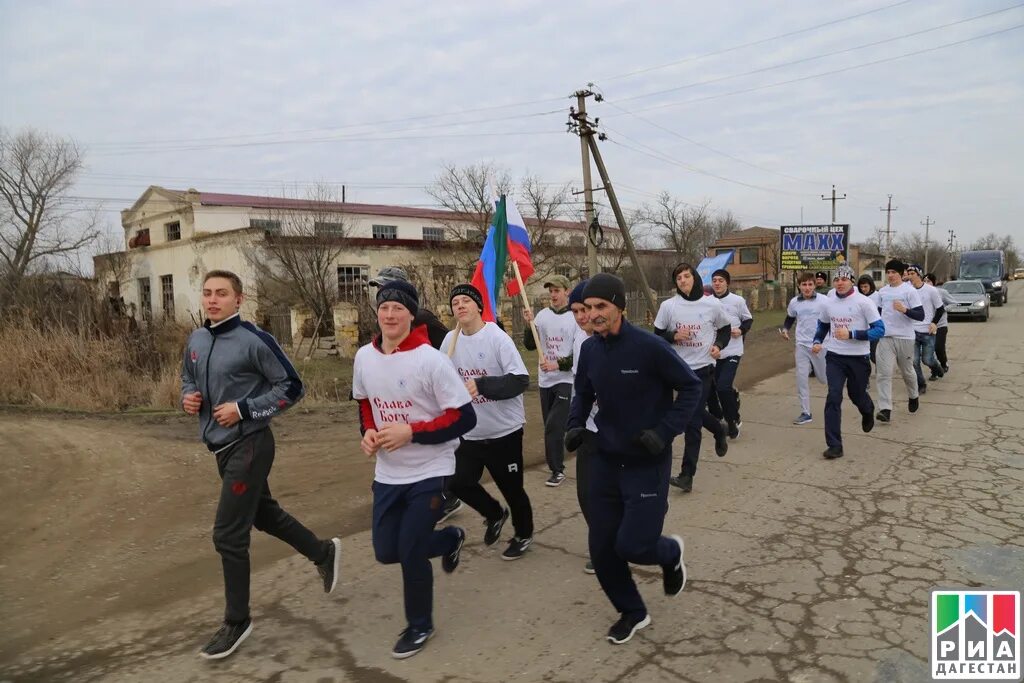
[337,265,369,302]
[250,218,281,234]
[715,248,732,256]
[739,247,759,264]
[160,275,175,319]
[569,235,585,248]
[372,224,398,240]
[422,227,445,242]
[872,270,883,282]
[137,277,152,320]
[314,221,346,238]
[555,264,573,279]
[165,221,181,241]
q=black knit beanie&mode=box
[711,268,732,284]
[581,273,626,310]
[450,283,484,313]
[885,259,906,274]
[376,280,419,317]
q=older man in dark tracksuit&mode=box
[565,273,703,645]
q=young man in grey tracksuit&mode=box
[182,270,341,661]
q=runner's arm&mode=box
[653,340,703,442]
[410,403,477,444]
[853,319,886,342]
[475,374,529,400]
[905,305,925,321]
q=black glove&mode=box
[634,429,666,456]
[564,427,587,452]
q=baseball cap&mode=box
[369,266,409,287]
[543,274,571,290]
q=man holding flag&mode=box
[470,196,574,488]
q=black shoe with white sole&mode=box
[199,618,253,660]
[607,613,651,644]
[501,536,532,560]
[442,527,465,574]
[545,471,566,487]
[823,446,844,460]
[392,626,433,659]
[714,429,729,457]
[438,497,463,523]
[483,507,509,546]
[876,409,891,423]
[316,537,342,594]
[662,535,687,596]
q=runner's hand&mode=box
[522,308,534,323]
[465,379,478,398]
[213,402,240,427]
[674,328,691,342]
[634,429,666,456]
[361,429,380,457]
[182,391,202,415]
[564,427,586,452]
[894,300,907,313]
[378,423,413,450]
[812,343,823,355]
[541,360,558,372]
[731,327,742,338]
[928,323,937,335]
[834,327,851,340]
[778,328,790,341]
[710,345,721,360]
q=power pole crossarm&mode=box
[921,216,935,273]
[821,184,846,224]
[880,195,897,263]
[575,91,599,279]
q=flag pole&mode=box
[512,261,541,351]
[447,323,462,357]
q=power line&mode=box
[599,0,916,82]
[612,3,1024,105]
[629,22,1024,114]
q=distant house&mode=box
[707,227,781,285]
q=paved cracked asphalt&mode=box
[4,284,1022,683]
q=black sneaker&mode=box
[918,383,928,395]
[662,534,686,596]
[199,618,253,660]
[714,429,729,457]
[909,397,920,413]
[392,626,433,659]
[607,613,651,644]
[545,471,566,487]
[438,497,463,523]
[442,527,465,574]
[726,420,739,439]
[942,364,950,373]
[861,411,874,433]
[484,507,509,546]
[876,409,891,423]
[501,536,532,560]
[316,537,342,594]
[584,560,596,575]
[823,446,844,460]
[669,474,693,493]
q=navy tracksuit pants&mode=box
[824,352,874,449]
[680,365,718,478]
[588,451,682,619]
[372,476,461,631]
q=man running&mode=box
[182,270,341,660]
[566,273,701,645]
[654,263,732,493]
[811,265,884,459]
[906,265,945,392]
[780,271,828,425]
[522,274,577,487]
[353,279,476,659]
[709,268,753,439]
[442,284,534,561]
[874,259,924,424]
[925,273,953,376]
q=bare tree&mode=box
[634,193,713,263]
[0,128,100,300]
[517,174,571,278]
[709,210,741,243]
[894,231,948,273]
[425,162,513,243]
[245,185,351,333]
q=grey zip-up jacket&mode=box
[181,314,304,449]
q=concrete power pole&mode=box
[880,195,898,263]
[921,216,934,273]
[821,184,846,223]
[946,229,957,281]
[574,90,599,279]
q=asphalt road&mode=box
[4,283,1022,683]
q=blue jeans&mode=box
[913,332,939,387]
[372,476,460,630]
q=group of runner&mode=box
[180,258,949,661]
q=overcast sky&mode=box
[2,0,1022,251]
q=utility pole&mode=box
[946,228,957,281]
[921,216,934,273]
[574,89,599,279]
[880,195,897,263]
[568,90,658,318]
[821,184,846,223]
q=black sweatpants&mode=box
[824,352,874,449]
[539,384,572,475]
[935,326,949,369]
[212,428,326,624]
[681,365,717,478]
[451,429,534,539]
[713,356,742,424]
[588,451,682,619]
[576,430,597,526]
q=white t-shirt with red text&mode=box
[352,343,471,485]
[654,294,735,370]
[533,308,577,388]
[571,326,599,432]
[817,291,881,356]
[442,322,527,441]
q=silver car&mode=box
[942,280,989,322]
